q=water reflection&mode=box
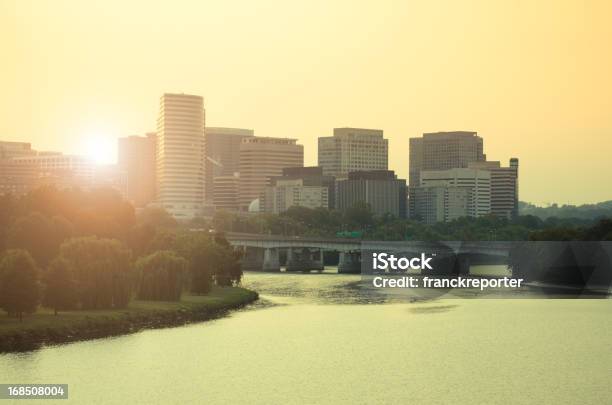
[241,265,530,305]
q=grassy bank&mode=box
[0,287,258,353]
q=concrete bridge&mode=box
[225,232,513,274]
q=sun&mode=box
[83,135,116,165]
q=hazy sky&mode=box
[1,0,611,204]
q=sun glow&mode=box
[83,135,116,165]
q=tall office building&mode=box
[318,128,388,178]
[409,131,486,218]
[409,131,485,187]
[469,158,519,219]
[336,170,407,218]
[156,93,205,218]
[419,168,491,218]
[238,137,303,209]
[118,133,156,208]
[204,127,254,203]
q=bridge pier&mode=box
[286,248,324,272]
[263,248,281,272]
[455,254,470,275]
[313,249,324,271]
[338,251,361,274]
[240,246,264,271]
[227,234,511,275]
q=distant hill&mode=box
[519,201,612,220]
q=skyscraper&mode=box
[238,137,303,210]
[409,131,486,218]
[204,127,254,204]
[318,128,388,178]
[156,93,205,218]
[409,131,485,187]
[118,133,156,208]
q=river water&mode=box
[1,268,611,404]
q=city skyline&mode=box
[2,0,611,204]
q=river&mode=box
[1,268,611,404]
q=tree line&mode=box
[509,219,612,287]
[0,187,243,321]
[208,203,612,242]
[519,200,612,221]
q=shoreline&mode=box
[0,287,258,354]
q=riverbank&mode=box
[0,287,258,353]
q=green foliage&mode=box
[212,233,243,287]
[59,237,133,309]
[343,201,375,230]
[136,207,178,229]
[174,232,216,294]
[136,251,187,301]
[126,222,178,258]
[0,250,41,320]
[0,194,17,251]
[529,219,612,241]
[7,213,74,266]
[1,187,136,262]
[148,229,177,252]
[0,186,252,323]
[43,257,78,314]
[520,200,612,220]
[208,203,612,242]
[127,223,157,258]
[173,232,243,294]
[582,219,612,241]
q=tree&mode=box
[7,212,56,266]
[344,201,374,231]
[43,257,78,315]
[127,223,157,257]
[0,194,17,251]
[173,231,243,293]
[148,229,177,253]
[212,209,236,232]
[174,232,215,294]
[136,207,177,229]
[59,237,133,309]
[136,251,187,301]
[582,219,612,241]
[7,212,74,266]
[212,234,243,286]
[0,250,41,321]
